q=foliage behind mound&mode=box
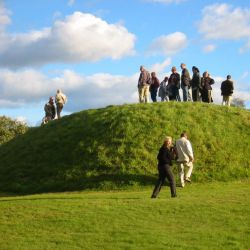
[0,102,249,194]
[0,116,28,145]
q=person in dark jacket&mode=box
[151,136,177,198]
[169,66,181,101]
[201,71,214,103]
[42,96,56,125]
[191,66,201,102]
[180,63,191,101]
[221,75,234,106]
[149,72,160,102]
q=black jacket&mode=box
[157,146,174,166]
[221,80,234,96]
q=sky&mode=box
[0,0,250,126]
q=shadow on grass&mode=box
[0,173,159,197]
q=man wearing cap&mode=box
[221,75,234,106]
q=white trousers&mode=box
[178,161,193,186]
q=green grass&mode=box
[0,102,249,193]
[0,180,249,250]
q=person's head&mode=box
[192,66,199,73]
[180,131,188,139]
[171,66,177,73]
[227,75,231,80]
[164,76,169,82]
[203,71,209,78]
[180,63,186,69]
[151,72,156,77]
[163,136,172,147]
[57,89,61,94]
[49,96,54,104]
[140,65,145,72]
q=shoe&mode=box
[181,183,185,188]
[151,195,157,198]
[185,177,191,183]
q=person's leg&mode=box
[164,165,177,197]
[185,162,193,181]
[208,90,212,103]
[176,90,181,102]
[151,89,157,102]
[227,96,232,106]
[178,163,185,187]
[182,86,188,102]
[138,86,144,103]
[151,168,166,198]
[188,88,192,101]
[56,103,63,119]
[144,86,150,103]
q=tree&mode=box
[0,116,28,145]
[231,98,246,108]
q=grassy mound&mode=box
[0,102,249,194]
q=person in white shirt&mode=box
[175,131,194,187]
[55,89,67,119]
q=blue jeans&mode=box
[182,86,191,101]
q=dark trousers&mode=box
[173,87,181,102]
[192,88,200,102]
[152,164,176,198]
[150,88,158,102]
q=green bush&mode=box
[0,116,28,145]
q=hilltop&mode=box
[0,102,249,194]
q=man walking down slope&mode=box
[175,131,194,187]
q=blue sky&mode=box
[0,0,250,125]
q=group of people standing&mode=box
[42,89,67,125]
[151,131,194,198]
[138,64,234,106]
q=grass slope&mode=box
[0,102,249,194]
[0,181,249,250]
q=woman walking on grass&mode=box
[151,136,177,198]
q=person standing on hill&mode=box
[180,63,192,101]
[55,89,67,119]
[201,71,214,103]
[175,131,194,188]
[221,75,234,106]
[158,76,169,102]
[149,72,160,102]
[169,66,181,101]
[191,66,201,102]
[151,136,177,198]
[43,96,56,124]
[138,65,151,103]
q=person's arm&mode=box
[186,140,194,162]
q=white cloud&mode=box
[148,32,188,56]
[0,12,136,68]
[198,3,250,40]
[202,44,216,53]
[0,3,11,29]
[149,58,172,73]
[68,0,75,6]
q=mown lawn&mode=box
[0,180,249,250]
